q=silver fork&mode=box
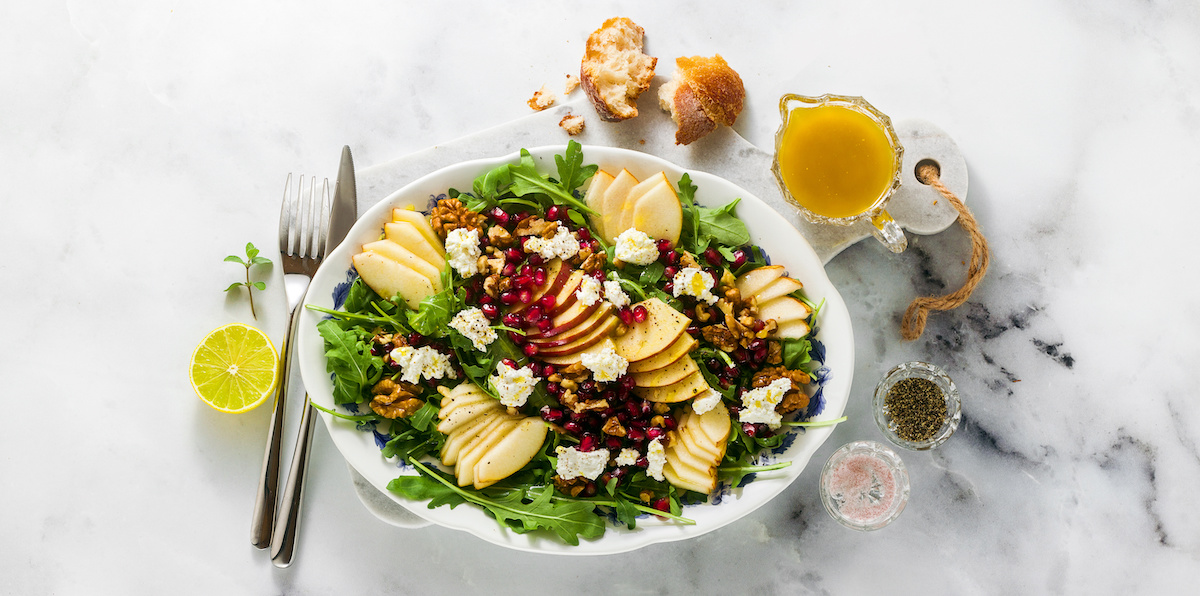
[251,174,329,550]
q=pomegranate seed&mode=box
[728,405,742,416]
[520,264,533,277]
[627,428,646,441]
[684,308,695,319]
[662,415,677,430]
[732,249,748,269]
[666,251,679,265]
[590,240,601,251]
[605,437,623,450]
[749,338,766,351]
[640,401,652,415]
[542,364,557,377]
[508,331,526,345]
[656,239,672,251]
[620,376,636,390]
[370,344,386,356]
[599,407,616,418]
[506,247,523,262]
[547,382,561,394]
[502,263,517,277]
[541,406,564,423]
[519,289,533,304]
[501,358,517,368]
[387,359,401,371]
[479,294,493,305]
[754,347,768,361]
[742,422,758,437]
[753,320,765,332]
[527,253,544,266]
[579,434,597,451]
[663,282,674,294]
[725,365,738,378]
[629,418,648,429]
[652,497,670,513]
[537,318,553,332]
[616,411,630,423]
[591,269,605,281]
[564,421,583,435]
[502,313,522,327]
[647,427,666,440]
[539,295,556,310]
[407,332,424,346]
[547,205,562,221]
[577,227,592,241]
[664,265,678,279]
[533,268,547,286]
[580,381,595,393]
[513,211,529,222]
[581,481,597,498]
[481,303,499,319]
[686,325,699,336]
[704,247,722,266]
[514,274,532,288]
[523,343,539,356]
[625,401,641,417]
[635,456,649,468]
[618,308,635,326]
[526,305,543,322]
[491,207,510,224]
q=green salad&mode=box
[309,142,836,545]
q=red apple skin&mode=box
[536,317,619,357]
[510,259,569,313]
[546,271,584,317]
[529,304,614,347]
[525,297,600,340]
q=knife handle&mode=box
[250,297,304,549]
[270,397,317,568]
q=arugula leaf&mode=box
[554,140,598,197]
[508,148,596,216]
[388,474,469,509]
[781,337,813,369]
[472,163,513,206]
[697,198,751,249]
[407,286,457,337]
[317,319,383,404]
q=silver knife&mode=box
[270,146,357,568]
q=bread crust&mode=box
[659,54,745,144]
[580,17,657,122]
[660,81,717,145]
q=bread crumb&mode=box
[564,74,580,95]
[559,113,586,135]
[528,84,557,111]
[639,139,645,145]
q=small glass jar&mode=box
[820,441,910,531]
[874,361,961,450]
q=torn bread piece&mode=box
[528,83,557,111]
[580,17,657,122]
[564,74,580,95]
[559,113,586,135]
[658,54,745,145]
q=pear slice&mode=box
[617,172,669,234]
[631,178,682,246]
[756,296,812,325]
[385,221,446,269]
[632,354,698,388]
[601,169,638,243]
[753,276,803,303]
[361,240,443,292]
[668,433,715,474]
[436,400,503,435]
[473,418,549,489]
[694,402,732,446]
[457,418,520,487]
[632,370,708,403]
[438,391,496,422]
[775,319,812,339]
[678,419,721,462]
[351,251,435,309]
[612,298,690,362]
[627,334,696,374]
[441,412,500,465]
[663,459,716,494]
[585,170,615,238]
[735,265,786,298]
[391,208,442,251]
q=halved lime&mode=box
[189,323,279,413]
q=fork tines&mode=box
[278,173,331,260]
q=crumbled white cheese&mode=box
[523,223,579,261]
[490,361,542,408]
[576,274,603,307]
[389,345,456,385]
[615,448,640,467]
[646,439,666,482]
[579,341,628,383]
[672,266,718,305]
[448,307,496,352]
[691,387,723,416]
[555,446,610,480]
[614,228,659,266]
[603,279,630,308]
[738,378,792,429]
[444,227,481,278]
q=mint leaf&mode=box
[224,282,244,292]
[225,242,272,319]
[224,255,246,265]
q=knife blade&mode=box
[269,146,357,568]
[326,146,357,253]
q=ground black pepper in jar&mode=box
[883,378,947,442]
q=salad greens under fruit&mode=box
[309,142,835,545]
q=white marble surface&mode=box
[3,1,1199,593]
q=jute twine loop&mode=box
[900,164,991,340]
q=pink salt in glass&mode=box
[820,441,910,531]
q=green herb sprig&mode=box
[224,242,272,318]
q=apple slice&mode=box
[362,239,444,292]
[633,370,708,403]
[585,170,615,239]
[527,294,600,339]
[537,339,611,366]
[535,316,619,357]
[546,270,585,316]
[631,178,682,246]
[612,298,690,363]
[735,265,786,298]
[391,208,442,252]
[601,169,638,243]
[530,304,614,347]
[775,319,812,339]
[456,418,520,487]
[753,276,803,303]
[627,334,696,374]
[385,221,446,269]
[756,296,812,325]
[473,417,549,489]
[632,354,698,388]
[352,251,435,309]
[617,172,669,234]
[510,258,569,313]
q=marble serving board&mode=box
[342,93,971,528]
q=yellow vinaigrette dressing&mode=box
[777,105,896,219]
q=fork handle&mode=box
[250,296,304,549]
[270,396,317,568]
